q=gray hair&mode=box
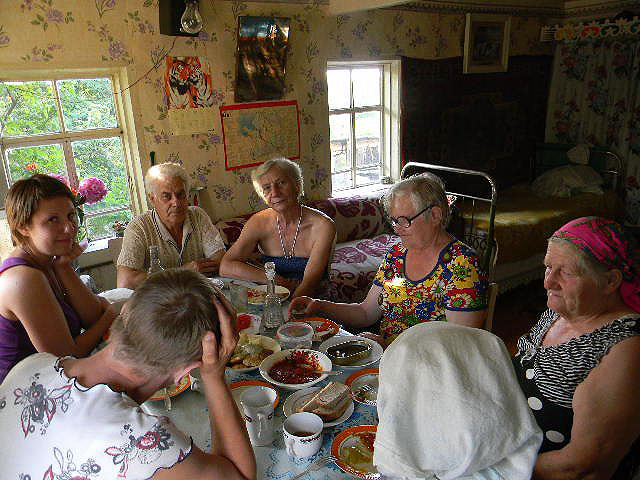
[547,237,610,286]
[145,162,190,197]
[382,173,450,227]
[251,156,304,201]
[110,269,220,375]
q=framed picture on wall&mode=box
[463,14,511,74]
[235,16,290,102]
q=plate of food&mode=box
[230,380,280,409]
[149,375,191,402]
[346,369,379,406]
[259,349,331,391]
[282,382,354,427]
[247,284,290,304]
[300,317,340,342]
[319,336,383,369]
[226,333,281,372]
[331,425,380,479]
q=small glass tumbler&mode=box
[230,283,248,314]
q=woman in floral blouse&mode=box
[289,173,488,346]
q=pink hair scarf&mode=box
[551,217,640,313]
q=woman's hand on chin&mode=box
[53,241,86,268]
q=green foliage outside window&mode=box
[1,78,132,240]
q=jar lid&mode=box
[276,322,314,341]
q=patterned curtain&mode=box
[546,37,640,224]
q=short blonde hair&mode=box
[110,269,219,375]
[382,173,450,227]
[6,174,76,246]
[251,157,303,202]
[145,162,190,197]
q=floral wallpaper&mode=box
[0,0,548,221]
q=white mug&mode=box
[283,412,323,458]
[240,386,277,446]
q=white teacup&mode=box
[240,386,278,446]
[283,412,323,458]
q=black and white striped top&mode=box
[513,310,640,478]
[515,309,640,409]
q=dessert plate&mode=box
[331,425,380,479]
[346,369,379,406]
[149,375,191,401]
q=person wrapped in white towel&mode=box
[374,322,542,480]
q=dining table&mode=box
[139,278,381,480]
[143,347,379,479]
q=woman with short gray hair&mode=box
[220,156,336,300]
[289,172,488,347]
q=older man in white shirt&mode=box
[117,162,225,289]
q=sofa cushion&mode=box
[308,195,390,244]
[328,233,400,303]
[215,213,253,248]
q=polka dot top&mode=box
[513,310,640,478]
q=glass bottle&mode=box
[260,262,284,337]
[148,245,164,275]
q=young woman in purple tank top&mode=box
[0,175,115,382]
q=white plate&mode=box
[282,386,354,428]
[236,313,261,335]
[318,336,383,369]
[346,369,379,406]
[226,335,281,373]
[247,284,290,304]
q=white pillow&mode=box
[532,165,603,198]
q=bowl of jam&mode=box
[259,349,332,391]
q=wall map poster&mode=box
[220,100,300,170]
[165,56,216,135]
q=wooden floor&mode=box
[491,280,548,355]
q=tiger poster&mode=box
[164,56,216,134]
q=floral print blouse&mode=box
[373,240,488,342]
[0,353,192,479]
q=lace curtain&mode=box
[545,37,640,224]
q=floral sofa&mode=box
[214,194,400,303]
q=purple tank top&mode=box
[0,257,82,382]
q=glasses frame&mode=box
[388,204,434,228]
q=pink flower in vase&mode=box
[78,177,108,205]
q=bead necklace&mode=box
[276,207,303,259]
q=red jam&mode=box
[269,357,321,384]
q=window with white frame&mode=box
[0,71,137,241]
[327,60,400,196]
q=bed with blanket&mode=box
[403,143,625,293]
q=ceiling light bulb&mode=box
[181,0,203,34]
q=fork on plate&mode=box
[355,384,375,398]
[289,454,337,479]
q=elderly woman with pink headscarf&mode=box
[513,217,640,480]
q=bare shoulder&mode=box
[0,262,47,290]
[304,206,335,230]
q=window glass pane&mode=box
[71,137,130,215]
[353,68,381,107]
[86,209,132,241]
[5,144,66,183]
[332,171,352,191]
[356,167,381,187]
[327,69,350,110]
[355,111,381,169]
[0,81,61,136]
[57,78,117,131]
[329,113,352,173]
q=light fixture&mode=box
[181,0,203,34]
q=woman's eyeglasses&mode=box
[388,205,434,228]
